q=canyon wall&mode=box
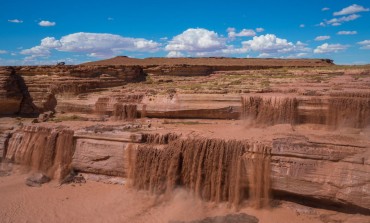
[0,65,146,116]
[0,67,23,115]
[1,125,369,211]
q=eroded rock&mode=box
[169,213,259,223]
[25,173,50,187]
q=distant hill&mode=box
[82,56,335,67]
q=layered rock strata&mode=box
[0,65,146,116]
[1,124,369,212]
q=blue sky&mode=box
[1,0,369,65]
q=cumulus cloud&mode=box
[0,50,7,54]
[326,14,361,26]
[322,8,330,11]
[256,28,264,33]
[21,32,160,58]
[333,4,369,16]
[337,31,357,35]
[165,28,226,54]
[314,43,349,53]
[167,51,185,57]
[299,24,305,28]
[227,28,256,38]
[241,34,310,55]
[8,19,23,23]
[357,40,370,50]
[38,20,56,27]
[315,36,330,41]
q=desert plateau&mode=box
[1,1,370,222]
[0,56,369,223]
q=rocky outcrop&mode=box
[0,65,146,116]
[0,67,23,115]
[1,123,369,212]
[141,94,240,119]
[271,136,370,211]
[170,213,259,223]
[72,139,129,177]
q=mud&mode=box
[128,138,271,208]
[5,126,74,180]
[241,96,298,126]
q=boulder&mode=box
[25,173,50,187]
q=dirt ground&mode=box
[1,172,368,223]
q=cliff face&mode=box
[0,65,146,116]
[0,67,23,115]
[3,125,368,211]
[0,61,369,216]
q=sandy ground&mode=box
[0,173,329,223]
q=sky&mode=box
[0,0,369,65]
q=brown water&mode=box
[128,138,271,208]
[241,96,298,126]
[5,126,74,180]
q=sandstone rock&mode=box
[5,65,146,115]
[271,136,370,211]
[169,213,259,223]
[0,67,23,115]
[72,139,129,177]
[141,94,241,119]
[80,173,125,185]
[25,173,50,187]
[37,111,55,123]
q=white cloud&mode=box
[358,40,370,50]
[324,14,361,26]
[21,46,51,57]
[337,31,357,35]
[167,51,185,57]
[165,28,226,53]
[322,8,330,11]
[0,50,7,54]
[333,4,369,16]
[299,24,305,28]
[41,37,62,48]
[256,28,264,33]
[228,28,256,38]
[315,36,330,41]
[241,34,310,55]
[8,19,23,23]
[318,22,326,27]
[38,20,56,27]
[314,43,349,53]
[21,32,161,58]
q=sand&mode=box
[0,173,327,223]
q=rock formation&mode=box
[0,58,369,217]
[0,67,23,115]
